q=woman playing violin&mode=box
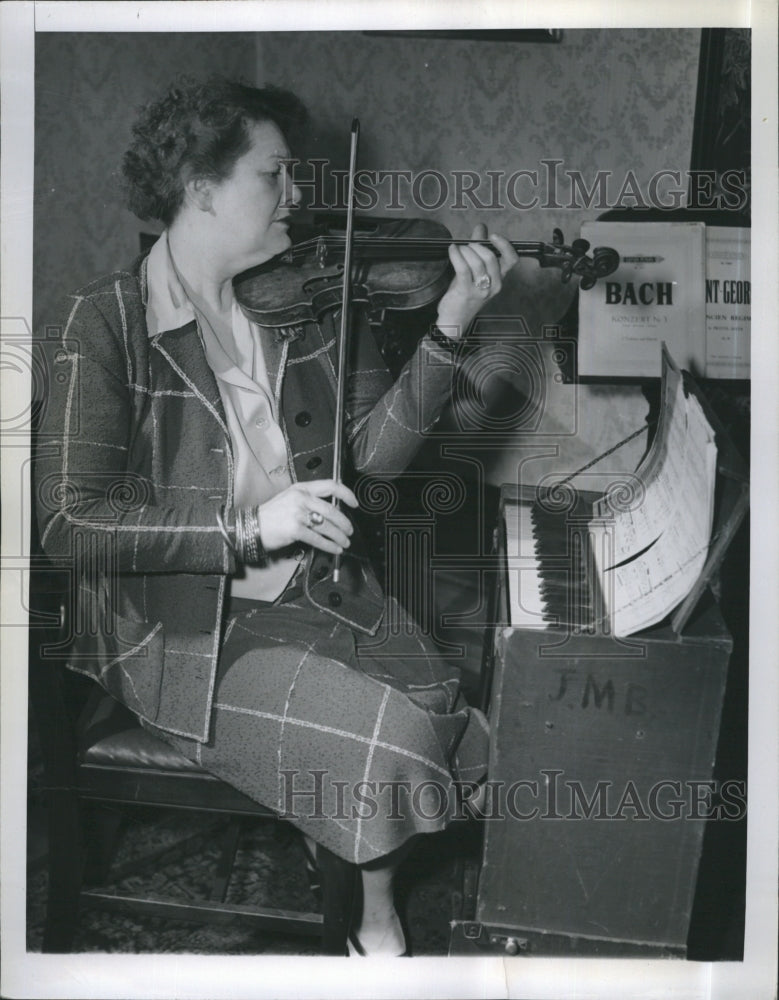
[35,77,519,956]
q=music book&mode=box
[505,348,720,637]
[704,226,750,379]
[590,348,717,635]
[577,222,707,378]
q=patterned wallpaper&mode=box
[33,29,701,479]
[33,33,255,329]
[256,29,701,481]
[35,29,699,332]
[256,29,701,328]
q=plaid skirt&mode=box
[145,593,489,865]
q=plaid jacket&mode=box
[35,252,458,742]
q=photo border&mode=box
[2,2,776,998]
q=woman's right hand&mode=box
[255,480,358,555]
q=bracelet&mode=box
[250,506,268,564]
[243,506,260,564]
[428,324,462,352]
[218,505,266,564]
[238,507,253,564]
[235,506,246,560]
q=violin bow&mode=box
[331,118,360,583]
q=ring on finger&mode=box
[475,274,492,291]
[307,510,325,529]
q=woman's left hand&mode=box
[434,223,519,340]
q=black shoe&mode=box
[346,922,410,957]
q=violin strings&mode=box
[286,237,551,262]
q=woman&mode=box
[35,77,519,955]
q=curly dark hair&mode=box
[121,76,307,226]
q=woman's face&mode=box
[208,120,301,273]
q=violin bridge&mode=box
[315,237,328,268]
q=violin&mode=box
[233,216,620,328]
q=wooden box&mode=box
[450,372,748,957]
[452,602,732,956]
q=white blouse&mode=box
[145,232,301,601]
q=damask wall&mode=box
[34,29,699,333]
[33,33,255,329]
[256,29,701,328]
[257,29,701,481]
[33,29,702,479]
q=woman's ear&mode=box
[184,175,215,215]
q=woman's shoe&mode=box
[346,927,366,956]
[346,917,410,957]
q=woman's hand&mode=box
[434,223,519,340]
[256,480,358,555]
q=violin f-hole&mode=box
[302,267,344,296]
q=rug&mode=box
[26,799,481,956]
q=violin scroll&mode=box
[540,229,620,290]
[592,246,621,276]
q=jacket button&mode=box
[306,456,322,470]
[315,564,329,580]
[328,591,342,607]
[295,411,312,427]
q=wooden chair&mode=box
[28,572,358,955]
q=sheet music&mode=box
[577,221,707,378]
[504,350,718,637]
[704,226,751,379]
[593,350,717,636]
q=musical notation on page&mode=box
[504,348,717,638]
